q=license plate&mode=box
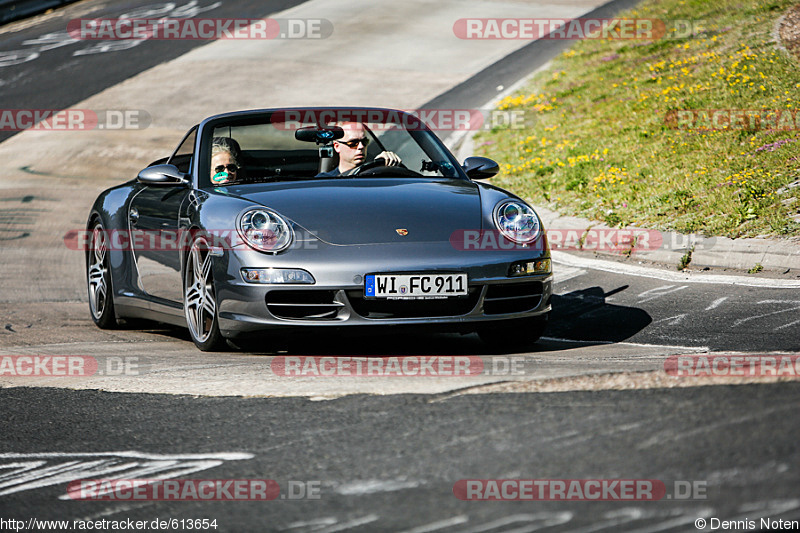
[364,273,468,299]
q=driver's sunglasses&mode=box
[214,164,238,174]
[336,137,370,149]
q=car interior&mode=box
[145,116,460,187]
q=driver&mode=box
[317,122,401,177]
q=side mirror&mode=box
[137,164,189,186]
[462,157,499,179]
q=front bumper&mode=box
[214,240,552,338]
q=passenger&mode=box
[317,122,401,177]
[211,137,242,184]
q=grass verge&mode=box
[474,0,800,238]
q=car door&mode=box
[128,186,191,304]
[128,127,197,304]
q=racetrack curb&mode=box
[534,205,800,274]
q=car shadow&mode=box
[546,285,652,344]
[234,285,651,355]
[128,285,651,356]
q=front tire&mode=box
[184,235,226,351]
[87,221,118,329]
[478,314,549,350]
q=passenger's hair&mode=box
[211,137,241,166]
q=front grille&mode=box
[346,288,480,319]
[265,290,343,320]
[483,281,543,315]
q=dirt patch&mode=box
[0,301,181,349]
[457,368,800,395]
[779,3,800,61]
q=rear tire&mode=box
[478,314,549,350]
[184,235,226,351]
[87,221,118,329]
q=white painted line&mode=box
[619,341,708,352]
[552,251,800,288]
[541,336,614,345]
[282,518,338,531]
[732,304,800,327]
[75,503,154,523]
[650,313,688,327]
[637,285,688,303]
[397,515,469,533]
[622,510,714,533]
[565,508,648,533]
[637,404,795,450]
[334,479,421,496]
[705,500,800,533]
[312,515,379,533]
[705,296,729,310]
[0,451,253,460]
[542,338,708,353]
[740,499,800,513]
[775,318,800,331]
[459,512,573,533]
[0,451,254,499]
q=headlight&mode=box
[494,200,541,244]
[237,208,293,253]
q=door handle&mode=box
[129,207,139,224]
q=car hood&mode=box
[225,177,482,245]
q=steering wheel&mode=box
[350,158,387,176]
[350,158,412,177]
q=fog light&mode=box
[533,258,551,273]
[510,263,526,276]
[241,268,315,284]
[509,258,551,276]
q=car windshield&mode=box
[203,110,463,187]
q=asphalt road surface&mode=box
[0,0,307,143]
[1,0,799,530]
[1,384,799,531]
[547,253,800,353]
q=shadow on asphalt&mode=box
[547,285,652,343]
[128,285,651,356]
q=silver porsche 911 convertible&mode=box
[85,107,553,351]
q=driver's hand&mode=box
[376,151,401,166]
